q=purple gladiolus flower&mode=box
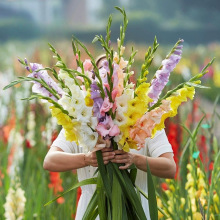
[24,58,28,65]
[90,82,104,120]
[148,40,184,106]
[28,63,63,101]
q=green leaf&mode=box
[92,36,99,44]
[185,82,210,89]
[3,79,27,90]
[82,190,98,220]
[206,150,220,219]
[44,177,97,206]
[114,6,123,14]
[192,115,205,139]
[96,150,112,199]
[111,163,147,220]
[97,174,107,220]
[146,159,158,220]
[136,185,169,219]
[112,173,122,220]
[129,167,137,185]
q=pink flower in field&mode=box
[100,97,113,116]
[96,115,120,137]
[83,59,92,71]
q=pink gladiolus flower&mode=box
[83,59,92,71]
[96,115,120,137]
[100,97,113,116]
[75,53,79,60]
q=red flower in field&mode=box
[0,170,4,187]
[2,115,16,143]
[161,182,169,191]
[72,187,82,219]
[48,172,65,204]
[25,140,32,149]
[209,162,214,171]
[51,131,58,143]
[165,117,182,179]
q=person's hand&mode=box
[84,148,115,167]
[111,150,135,169]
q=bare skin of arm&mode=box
[111,151,176,179]
[43,146,115,172]
[43,147,176,179]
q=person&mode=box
[43,55,176,220]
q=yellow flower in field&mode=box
[193,212,202,220]
[157,198,164,219]
[213,70,220,87]
[213,193,219,213]
[180,198,186,209]
[187,164,193,171]
[84,89,94,107]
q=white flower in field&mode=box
[8,129,24,179]
[114,110,127,127]
[26,111,36,146]
[4,184,26,220]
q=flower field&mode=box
[0,40,220,219]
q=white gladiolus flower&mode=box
[79,131,98,152]
[26,111,36,146]
[72,97,84,109]
[76,106,93,123]
[113,133,123,149]
[114,110,127,127]
[88,117,98,130]
[58,70,69,80]
[4,183,26,220]
[115,92,131,113]
[8,129,24,179]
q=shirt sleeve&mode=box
[51,129,77,153]
[146,129,173,158]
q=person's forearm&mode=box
[133,154,176,179]
[43,151,86,172]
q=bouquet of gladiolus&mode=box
[4,7,214,220]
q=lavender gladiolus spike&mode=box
[25,66,31,72]
[24,58,28,65]
[148,40,184,106]
[90,81,103,120]
[28,63,64,100]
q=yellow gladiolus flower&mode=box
[84,89,94,107]
[50,106,78,143]
[193,212,202,220]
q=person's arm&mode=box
[111,151,176,179]
[43,146,115,172]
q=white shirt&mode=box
[51,129,173,220]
